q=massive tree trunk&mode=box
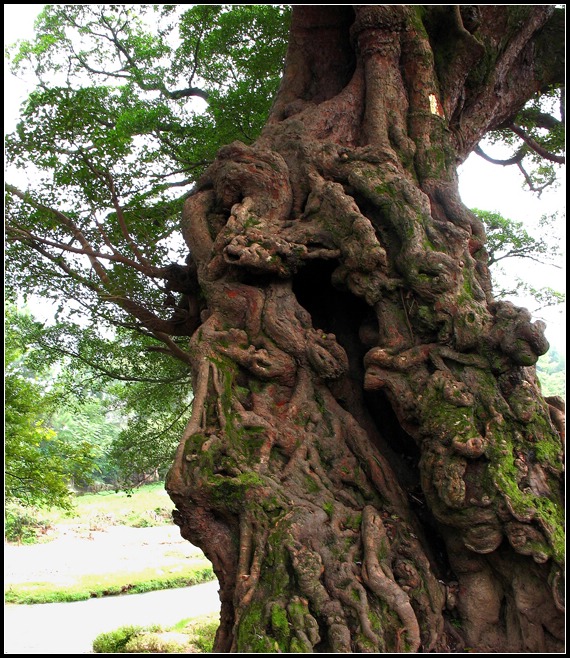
[166,6,564,652]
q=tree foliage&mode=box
[4,306,95,508]
[48,399,121,490]
[476,85,565,193]
[473,208,565,312]
[5,5,290,345]
[5,4,291,490]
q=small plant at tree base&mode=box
[176,615,220,653]
[92,626,146,653]
[92,615,220,653]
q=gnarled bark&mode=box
[167,6,564,652]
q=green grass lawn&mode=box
[6,482,178,544]
[47,482,177,529]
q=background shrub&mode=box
[5,504,52,544]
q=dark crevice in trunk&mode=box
[292,258,425,491]
[364,388,420,488]
[292,258,369,373]
[347,191,406,272]
[365,391,457,584]
[293,258,441,531]
[234,270,274,289]
[292,258,458,594]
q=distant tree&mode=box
[14,314,194,487]
[4,306,96,508]
[106,376,191,487]
[48,399,122,490]
[537,346,566,398]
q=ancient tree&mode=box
[165,6,565,653]
[5,4,564,653]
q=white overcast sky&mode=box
[4,4,566,352]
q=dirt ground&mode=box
[4,524,205,586]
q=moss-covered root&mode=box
[361,506,421,652]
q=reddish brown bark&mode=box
[167,6,564,652]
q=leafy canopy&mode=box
[478,86,565,194]
[5,7,291,489]
[6,4,290,339]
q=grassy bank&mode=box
[5,564,215,605]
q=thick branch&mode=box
[508,123,565,164]
[167,86,209,102]
[517,111,562,131]
[6,221,157,277]
[489,251,562,268]
[6,184,189,285]
[99,294,193,338]
[450,6,560,160]
[474,144,527,166]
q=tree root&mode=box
[232,517,269,651]
[361,506,421,652]
[286,540,353,652]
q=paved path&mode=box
[4,580,221,654]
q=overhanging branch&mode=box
[474,144,527,166]
[508,123,565,164]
